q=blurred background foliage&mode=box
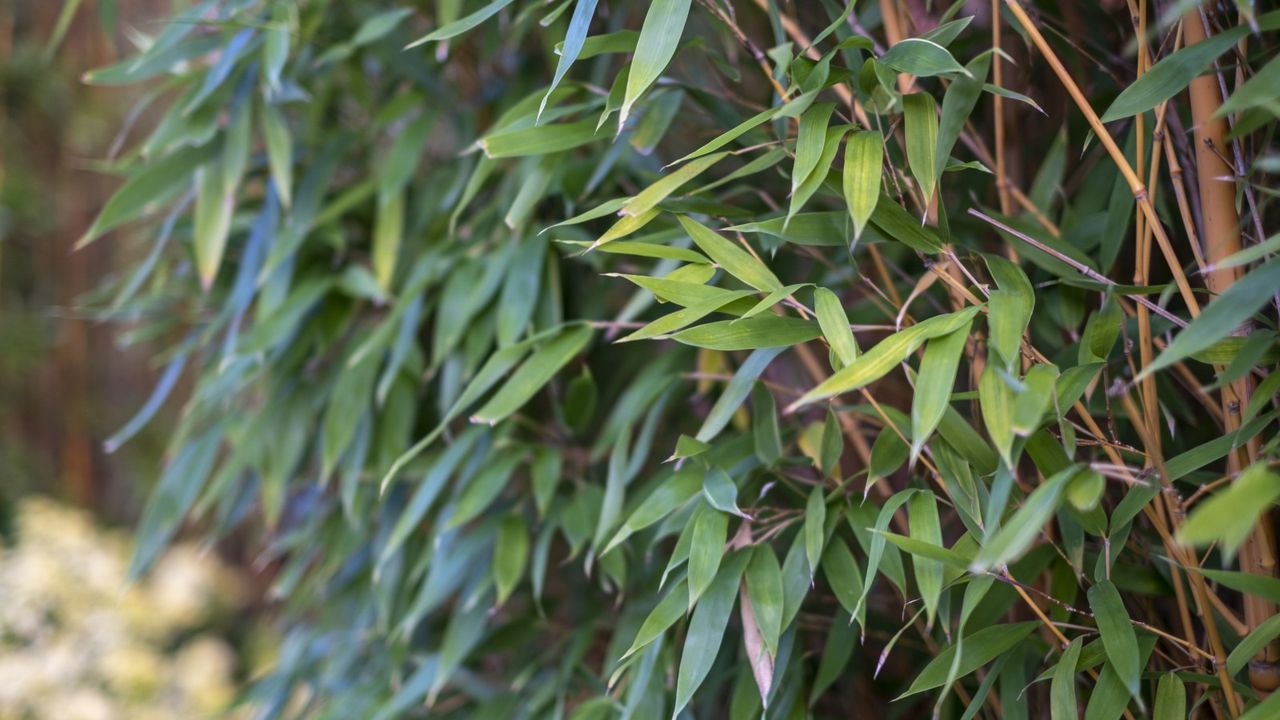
[0,0,171,518]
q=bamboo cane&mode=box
[1182,4,1280,695]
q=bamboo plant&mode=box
[82,0,1280,717]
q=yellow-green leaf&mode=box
[842,130,883,241]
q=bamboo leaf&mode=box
[903,93,939,203]
[791,103,836,198]
[622,152,728,217]
[1099,13,1280,122]
[1089,579,1141,698]
[471,325,593,424]
[193,161,232,290]
[880,38,969,78]
[621,578,689,661]
[620,0,692,129]
[908,491,945,626]
[493,514,529,605]
[814,287,859,368]
[696,347,784,443]
[671,316,820,351]
[261,102,293,208]
[1143,260,1280,378]
[688,503,728,609]
[673,550,749,716]
[822,536,865,624]
[804,486,826,581]
[678,215,782,292]
[702,468,744,517]
[790,306,981,410]
[540,0,600,118]
[408,0,516,46]
[842,130,883,241]
[480,119,611,158]
[910,320,972,463]
[979,364,1016,467]
[745,545,784,658]
[1012,364,1059,436]
[788,126,847,228]
[1051,639,1083,720]
[1178,463,1280,559]
[970,465,1076,571]
[1228,613,1280,677]
[899,622,1039,697]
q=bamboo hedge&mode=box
[84,0,1280,717]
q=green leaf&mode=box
[471,325,593,424]
[880,38,969,78]
[702,468,744,517]
[540,0,600,118]
[605,466,702,553]
[321,356,378,476]
[1067,468,1106,512]
[677,215,782,292]
[1088,579,1141,697]
[870,194,944,253]
[448,454,523,529]
[407,0,516,46]
[688,503,729,609]
[910,320,972,463]
[480,119,611,158]
[493,514,529,605]
[673,550,749,717]
[79,143,213,248]
[909,491,945,626]
[790,306,981,410]
[792,103,836,195]
[622,578,688,661]
[1152,672,1185,720]
[671,316,820,351]
[979,364,1016,467]
[1080,295,1123,364]
[620,0,692,128]
[970,465,1076,571]
[804,486,826,580]
[1099,12,1280,122]
[751,384,783,467]
[1229,613,1280,677]
[498,237,547,345]
[789,126,847,227]
[746,545,784,658]
[261,102,293,208]
[697,346,784,444]
[899,622,1039,697]
[373,188,405,292]
[814,287,858,368]
[903,93,940,203]
[842,130,883,241]
[820,406,843,477]
[876,530,973,571]
[193,160,232,290]
[936,53,991,187]
[1143,260,1280,378]
[736,283,810,321]
[1051,639,1083,720]
[1178,463,1280,559]
[622,152,727,218]
[1012,364,1059,436]
[822,536,865,624]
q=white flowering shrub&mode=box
[0,498,247,720]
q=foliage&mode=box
[0,497,248,719]
[84,0,1280,717]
